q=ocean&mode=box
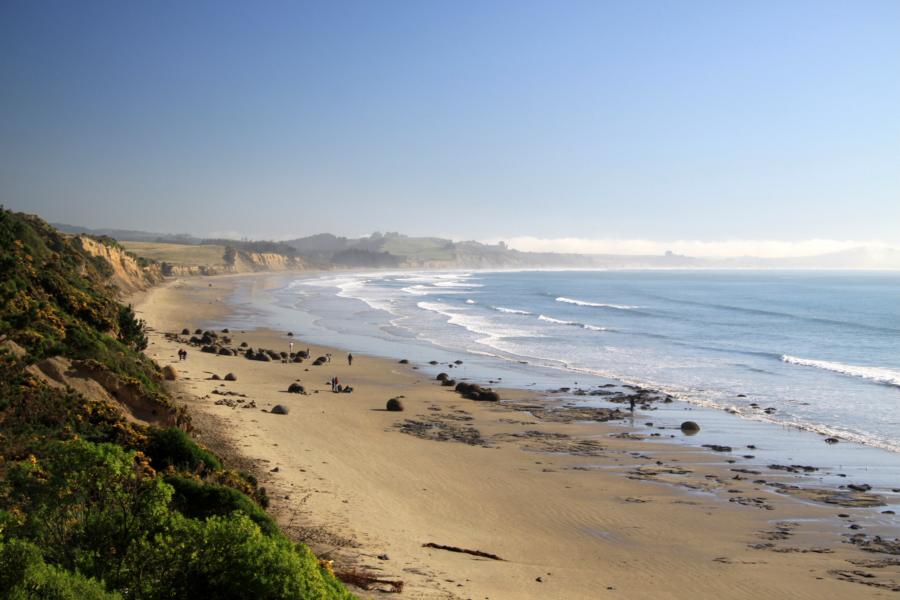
[217,269,900,488]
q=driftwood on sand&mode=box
[422,542,504,561]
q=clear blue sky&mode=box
[1,0,898,248]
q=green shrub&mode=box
[3,440,173,585]
[134,513,354,600]
[165,475,278,536]
[145,427,222,473]
[0,537,120,600]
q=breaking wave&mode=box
[556,297,638,310]
[781,355,900,388]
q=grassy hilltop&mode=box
[0,209,353,599]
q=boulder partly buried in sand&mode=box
[287,383,305,394]
[271,404,290,415]
[312,356,327,366]
[224,372,237,381]
[162,365,178,381]
[386,398,404,412]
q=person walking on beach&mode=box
[629,397,636,413]
[347,353,353,366]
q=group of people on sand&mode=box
[329,354,354,392]
[177,348,188,361]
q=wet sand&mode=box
[135,275,900,599]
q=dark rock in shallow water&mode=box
[702,444,732,452]
[454,360,463,365]
[825,437,839,444]
[429,360,439,365]
[271,404,289,415]
[398,359,409,364]
[848,483,872,492]
[436,373,449,381]
[680,421,700,433]
[441,379,456,387]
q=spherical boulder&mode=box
[386,398,404,412]
[181,328,190,335]
[680,421,700,435]
[441,379,456,387]
[436,373,449,381]
[287,383,305,394]
[271,404,290,415]
[162,365,178,381]
[312,356,327,366]
[211,374,221,380]
[224,372,237,381]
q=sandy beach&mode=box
[135,275,900,599]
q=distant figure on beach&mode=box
[629,398,636,412]
[347,353,353,366]
[289,341,294,355]
[178,349,187,361]
[326,353,332,363]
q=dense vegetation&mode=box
[0,209,353,599]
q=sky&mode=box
[1,1,898,257]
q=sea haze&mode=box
[238,270,900,455]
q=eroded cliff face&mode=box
[231,250,306,272]
[79,236,308,285]
[76,235,164,294]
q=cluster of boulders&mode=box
[177,327,310,364]
[453,381,500,402]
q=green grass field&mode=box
[120,242,228,266]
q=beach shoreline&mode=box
[135,274,900,599]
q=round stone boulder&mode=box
[680,421,700,435]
